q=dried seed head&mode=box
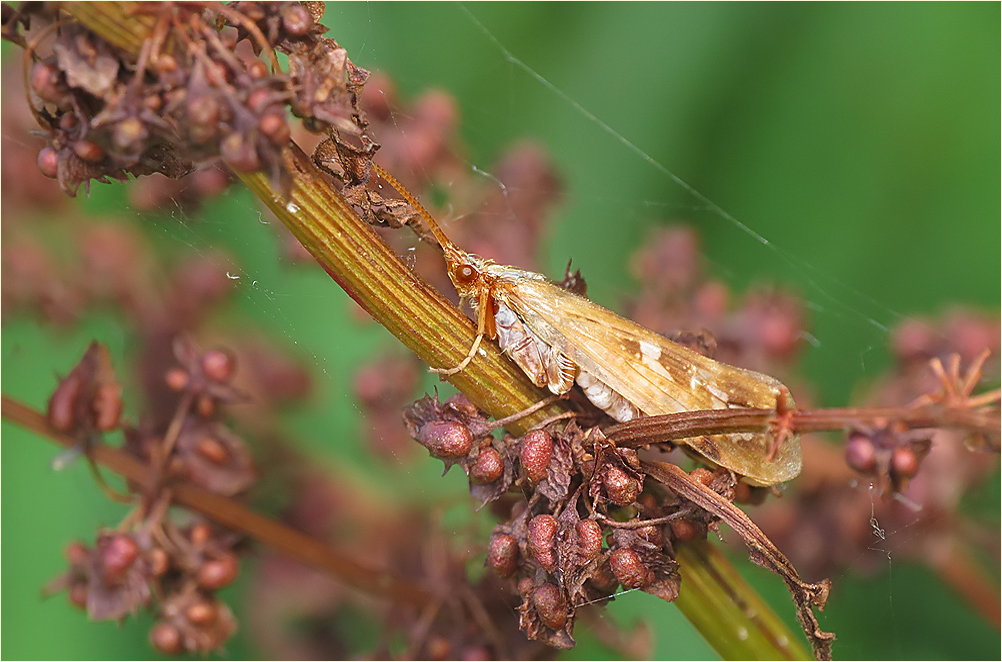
[65,541,89,566]
[891,446,919,479]
[588,561,619,593]
[487,533,519,578]
[201,349,235,383]
[259,112,291,145]
[144,94,163,112]
[418,420,473,458]
[185,600,218,626]
[59,113,79,131]
[101,534,140,584]
[203,60,230,86]
[603,465,641,506]
[31,61,66,105]
[153,54,178,75]
[470,445,504,484]
[196,553,240,590]
[246,88,272,114]
[37,146,60,179]
[196,435,229,464]
[634,524,664,548]
[669,519,700,542]
[165,368,189,392]
[221,133,261,172]
[281,3,313,36]
[48,373,83,432]
[520,429,553,484]
[72,140,105,163]
[150,621,184,656]
[188,96,221,144]
[93,383,122,431]
[892,319,935,363]
[444,393,480,419]
[576,519,604,562]
[517,576,534,598]
[527,514,558,572]
[196,395,216,417]
[113,118,147,151]
[610,547,651,589]
[532,583,568,630]
[845,433,878,474]
[190,523,212,547]
[68,582,89,610]
[248,60,269,79]
[425,634,451,660]
[148,548,170,576]
[732,480,753,504]
[689,467,715,487]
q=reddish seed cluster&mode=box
[4,1,368,197]
[1,215,237,331]
[241,456,564,660]
[53,523,241,656]
[843,426,930,494]
[53,512,241,654]
[404,394,516,507]
[44,341,254,654]
[47,342,123,438]
[404,393,732,649]
[125,337,255,496]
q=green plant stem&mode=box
[238,146,562,434]
[61,3,813,658]
[676,541,807,659]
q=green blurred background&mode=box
[3,3,998,659]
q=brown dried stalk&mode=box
[607,404,1000,448]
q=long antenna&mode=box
[371,163,454,251]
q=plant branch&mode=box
[608,405,1000,448]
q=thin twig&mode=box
[607,404,1000,448]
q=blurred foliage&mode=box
[2,3,998,659]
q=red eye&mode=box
[454,264,476,284]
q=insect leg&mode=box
[431,288,491,376]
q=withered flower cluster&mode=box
[404,392,769,650]
[44,341,251,655]
[4,1,366,196]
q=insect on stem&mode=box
[369,162,803,487]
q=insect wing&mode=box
[503,278,802,485]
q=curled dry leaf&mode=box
[643,460,834,661]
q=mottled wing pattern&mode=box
[502,278,802,484]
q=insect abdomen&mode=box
[577,371,640,422]
[495,302,576,394]
[496,301,640,420]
